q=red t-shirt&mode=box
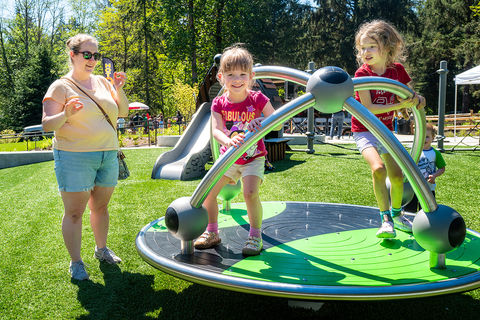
[211,90,269,164]
[352,63,412,132]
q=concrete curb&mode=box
[0,150,53,169]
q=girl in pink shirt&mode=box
[194,45,279,256]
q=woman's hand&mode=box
[113,72,127,89]
[227,132,245,149]
[64,98,83,118]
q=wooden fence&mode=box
[425,111,480,132]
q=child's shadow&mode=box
[73,262,177,319]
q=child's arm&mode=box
[427,167,445,184]
[211,111,244,148]
[357,90,423,114]
[247,101,283,132]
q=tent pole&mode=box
[454,84,457,138]
[436,61,448,152]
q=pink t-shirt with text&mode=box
[211,90,269,164]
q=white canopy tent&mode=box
[453,65,480,137]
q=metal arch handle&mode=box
[209,66,312,163]
[352,77,426,165]
[191,93,316,208]
[343,95,437,213]
[195,69,434,212]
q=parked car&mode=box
[22,124,53,140]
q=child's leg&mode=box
[241,174,264,256]
[194,175,232,249]
[383,153,403,210]
[203,175,233,226]
[242,175,263,231]
[361,147,390,216]
[361,146,397,238]
[384,153,413,232]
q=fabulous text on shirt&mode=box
[221,109,256,122]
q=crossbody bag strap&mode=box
[62,77,117,132]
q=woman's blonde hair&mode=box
[217,44,254,87]
[65,34,98,65]
[354,20,406,67]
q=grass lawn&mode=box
[0,145,479,319]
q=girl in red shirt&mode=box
[352,20,425,238]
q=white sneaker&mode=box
[376,221,396,238]
[94,246,122,264]
[69,260,89,280]
[393,213,413,233]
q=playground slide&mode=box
[151,102,212,180]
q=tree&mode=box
[167,80,197,121]
[302,0,419,75]
[408,0,480,114]
[0,0,100,130]
[1,46,55,131]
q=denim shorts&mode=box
[54,149,118,192]
[353,131,388,155]
[224,157,265,182]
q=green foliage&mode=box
[302,0,419,75]
[0,130,19,144]
[0,138,52,151]
[165,80,197,120]
[0,45,55,131]
[0,0,479,129]
[407,0,480,114]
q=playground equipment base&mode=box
[136,201,480,300]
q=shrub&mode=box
[0,130,20,143]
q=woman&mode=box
[42,34,129,280]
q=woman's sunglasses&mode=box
[78,51,101,61]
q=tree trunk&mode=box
[25,1,29,60]
[215,0,225,53]
[143,0,150,105]
[188,0,197,84]
[0,23,13,90]
[123,19,127,72]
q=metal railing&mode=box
[0,131,54,151]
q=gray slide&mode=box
[151,102,212,180]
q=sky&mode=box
[0,1,13,19]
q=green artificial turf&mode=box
[0,145,479,319]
